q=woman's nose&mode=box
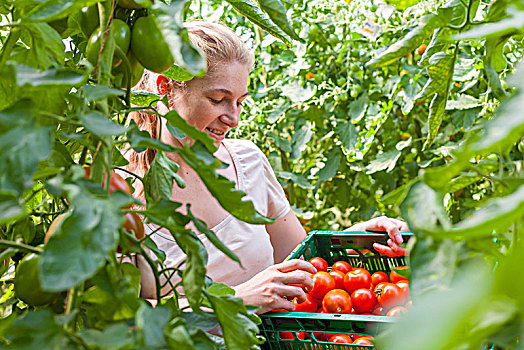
[219,106,240,128]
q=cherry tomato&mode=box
[374,282,404,309]
[351,288,377,314]
[309,257,328,272]
[343,268,371,293]
[386,305,408,317]
[371,271,389,287]
[396,280,410,301]
[14,254,59,306]
[322,289,352,314]
[292,294,318,313]
[373,305,386,315]
[84,167,133,196]
[328,334,353,343]
[354,337,374,345]
[331,261,352,274]
[390,266,409,283]
[118,212,145,253]
[329,270,345,290]
[307,271,336,301]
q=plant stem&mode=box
[0,240,42,254]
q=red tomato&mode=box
[297,331,309,340]
[390,266,409,283]
[84,167,133,195]
[351,288,377,314]
[309,257,328,272]
[118,212,145,253]
[279,332,307,340]
[343,268,372,293]
[352,334,373,341]
[307,272,336,301]
[372,305,386,315]
[374,282,404,308]
[386,305,408,317]
[331,261,352,274]
[354,338,374,345]
[396,280,410,301]
[329,270,345,290]
[371,271,389,287]
[328,334,353,343]
[322,289,352,314]
[292,294,318,313]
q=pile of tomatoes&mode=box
[275,257,411,346]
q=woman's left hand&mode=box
[346,216,409,257]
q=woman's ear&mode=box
[156,75,170,95]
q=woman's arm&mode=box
[266,209,307,263]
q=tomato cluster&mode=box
[277,258,411,346]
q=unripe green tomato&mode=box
[309,25,320,41]
[338,92,348,101]
[131,16,174,73]
[350,85,361,98]
[314,74,323,83]
[329,34,339,46]
[370,4,378,12]
[86,19,131,67]
[350,63,360,73]
[118,0,143,9]
[14,254,59,306]
[337,77,346,87]
[79,6,100,38]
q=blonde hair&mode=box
[125,21,253,200]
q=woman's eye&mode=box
[210,98,222,104]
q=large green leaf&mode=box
[366,9,451,68]
[79,111,128,137]
[24,0,100,22]
[79,324,134,350]
[136,304,171,348]
[163,109,216,153]
[204,285,263,350]
[3,310,67,350]
[226,0,292,45]
[177,141,274,224]
[317,148,341,182]
[127,120,177,153]
[143,151,184,204]
[39,188,127,291]
[0,125,52,195]
[17,23,65,69]
[400,182,452,234]
[257,0,299,41]
[16,65,88,87]
[151,2,207,76]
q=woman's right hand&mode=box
[233,259,317,314]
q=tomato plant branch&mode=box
[0,240,42,254]
[0,27,20,70]
[125,231,162,303]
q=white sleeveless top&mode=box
[137,139,290,298]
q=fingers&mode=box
[279,270,315,291]
[373,241,407,257]
[276,259,317,274]
[367,216,406,244]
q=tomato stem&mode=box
[0,240,42,254]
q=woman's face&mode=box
[169,61,250,146]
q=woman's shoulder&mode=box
[223,139,265,161]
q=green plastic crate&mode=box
[259,230,413,350]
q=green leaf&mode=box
[317,149,341,182]
[482,36,511,100]
[0,125,52,195]
[400,182,452,234]
[226,0,292,45]
[257,0,299,41]
[3,310,66,350]
[130,91,161,106]
[335,120,358,152]
[177,141,274,224]
[349,92,369,122]
[379,180,416,206]
[82,84,125,102]
[187,207,242,267]
[453,10,524,40]
[163,64,195,81]
[151,2,207,76]
[366,9,451,68]
[39,188,126,291]
[278,170,314,189]
[204,289,263,350]
[424,92,447,149]
[446,94,481,110]
[438,185,524,239]
[79,111,128,137]
[79,324,134,349]
[136,304,170,348]
[163,110,216,153]
[24,0,100,22]
[127,120,177,153]
[281,81,315,102]
[291,120,313,160]
[365,149,401,174]
[18,23,65,69]
[384,0,420,10]
[143,151,184,203]
[0,193,27,224]
[16,65,88,87]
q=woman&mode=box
[126,21,407,314]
